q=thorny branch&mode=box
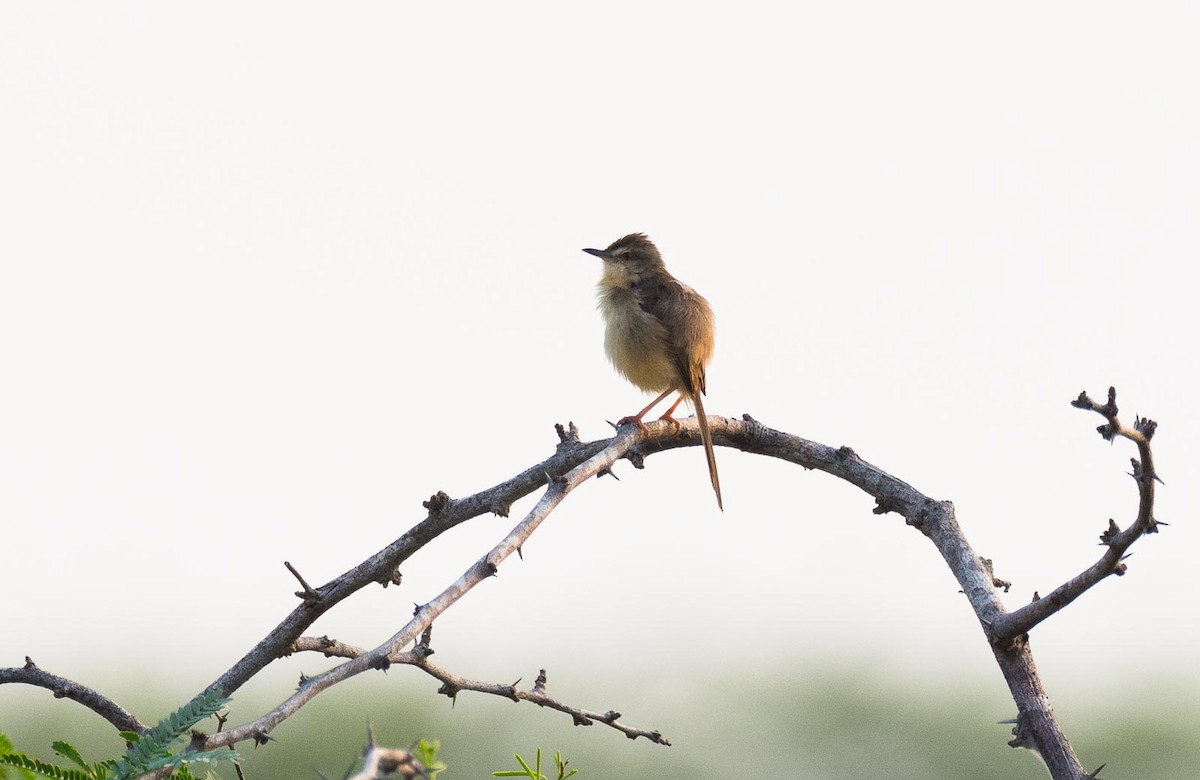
[203,421,649,750]
[990,387,1162,641]
[291,630,669,745]
[0,389,1161,780]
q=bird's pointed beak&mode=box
[582,247,609,259]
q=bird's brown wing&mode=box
[644,279,714,395]
[646,279,722,509]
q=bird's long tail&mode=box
[691,391,723,511]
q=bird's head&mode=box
[582,233,666,289]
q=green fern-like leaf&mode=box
[0,753,91,780]
[139,749,237,774]
[48,744,88,777]
[0,758,37,779]
[145,687,229,749]
[110,687,230,779]
[0,734,36,780]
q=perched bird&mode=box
[583,233,722,510]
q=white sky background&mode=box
[2,0,1197,748]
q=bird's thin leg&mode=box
[617,388,673,433]
[657,393,687,432]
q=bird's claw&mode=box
[616,416,650,435]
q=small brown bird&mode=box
[583,233,722,510]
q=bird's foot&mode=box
[657,413,683,433]
[616,415,650,434]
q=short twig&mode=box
[290,635,366,659]
[285,561,321,602]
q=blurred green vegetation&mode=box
[3,661,1197,779]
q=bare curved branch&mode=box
[0,657,148,734]
[2,391,1161,780]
